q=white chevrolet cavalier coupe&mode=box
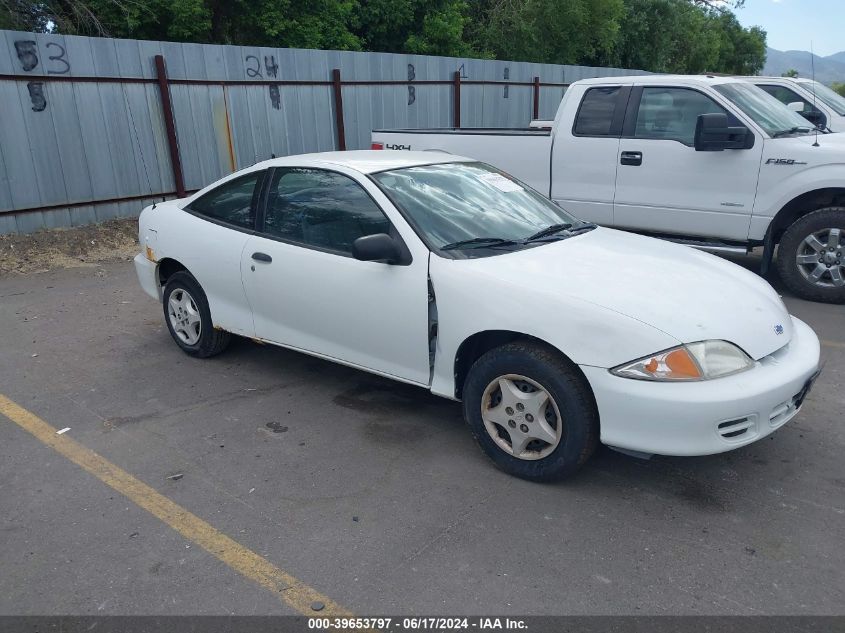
[135,151,821,481]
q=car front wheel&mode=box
[162,271,231,358]
[777,207,845,304]
[462,341,598,481]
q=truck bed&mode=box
[372,128,553,194]
[374,128,551,136]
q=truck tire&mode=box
[776,207,845,304]
[162,271,231,357]
[462,340,598,481]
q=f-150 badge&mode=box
[765,158,808,165]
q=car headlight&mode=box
[610,341,754,381]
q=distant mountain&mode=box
[763,48,845,84]
[827,52,845,66]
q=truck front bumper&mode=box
[581,316,821,456]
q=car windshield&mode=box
[800,81,845,116]
[372,162,584,255]
[714,82,814,136]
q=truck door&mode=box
[614,86,763,241]
[550,85,627,226]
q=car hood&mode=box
[461,227,791,360]
[768,131,845,162]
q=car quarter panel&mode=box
[142,202,256,337]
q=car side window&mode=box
[188,171,262,230]
[634,87,731,146]
[573,86,623,136]
[263,168,391,255]
[758,84,821,118]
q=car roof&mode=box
[179,150,473,207]
[573,74,749,88]
[255,150,472,174]
[738,76,811,83]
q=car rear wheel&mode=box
[462,340,598,481]
[777,207,845,304]
[162,271,231,358]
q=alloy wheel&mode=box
[168,288,202,345]
[480,374,563,460]
[796,228,844,288]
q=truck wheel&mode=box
[777,207,845,304]
[162,271,231,357]
[462,340,598,481]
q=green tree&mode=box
[354,0,479,57]
[0,0,766,74]
[831,83,845,98]
[712,10,765,74]
[610,0,765,74]
[467,0,624,65]
[0,0,362,49]
[783,69,799,78]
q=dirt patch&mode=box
[0,218,139,276]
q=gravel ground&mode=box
[0,219,138,276]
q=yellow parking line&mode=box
[0,393,352,617]
[820,339,845,350]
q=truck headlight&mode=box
[611,341,753,381]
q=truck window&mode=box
[633,87,728,146]
[757,84,823,119]
[573,87,622,137]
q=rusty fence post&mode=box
[452,71,462,128]
[154,55,186,198]
[533,76,540,121]
[332,68,347,151]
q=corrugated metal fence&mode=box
[0,30,647,234]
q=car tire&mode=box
[162,271,231,358]
[776,207,845,304]
[462,340,598,482]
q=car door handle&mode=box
[251,252,272,263]
[620,151,643,166]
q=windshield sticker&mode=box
[479,173,523,193]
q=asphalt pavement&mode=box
[0,254,842,616]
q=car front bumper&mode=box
[134,253,160,301]
[581,316,821,456]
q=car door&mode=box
[614,86,763,241]
[172,169,266,337]
[241,166,431,385]
[550,85,627,225]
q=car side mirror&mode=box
[352,233,400,264]
[694,113,754,151]
[787,101,804,112]
[803,110,827,129]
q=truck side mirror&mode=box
[352,233,401,264]
[787,101,804,112]
[803,110,827,130]
[694,113,754,151]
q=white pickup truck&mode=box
[372,75,845,303]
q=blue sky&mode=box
[733,0,844,56]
